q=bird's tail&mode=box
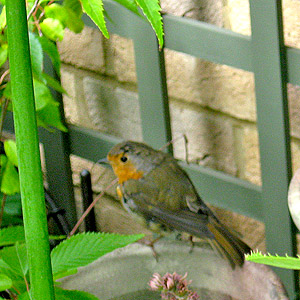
[207,219,251,268]
[131,200,251,268]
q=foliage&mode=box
[0,0,161,298]
[0,226,144,299]
[0,0,164,225]
[245,251,300,270]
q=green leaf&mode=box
[0,6,6,31]
[40,18,65,42]
[17,292,30,300]
[29,32,44,82]
[51,232,144,276]
[4,139,18,166]
[81,0,109,38]
[64,7,84,33]
[0,243,28,277]
[0,44,8,68]
[53,268,77,281]
[245,251,300,270]
[43,73,67,95]
[55,286,99,300]
[0,226,25,247]
[113,0,139,16]
[0,158,20,195]
[135,0,163,49]
[0,273,12,291]
[3,82,11,99]
[45,4,69,26]
[63,0,83,16]
[36,99,68,132]
[45,3,84,33]
[38,36,61,76]
[0,193,22,227]
[0,259,26,294]
[33,79,56,110]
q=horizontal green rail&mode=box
[82,0,300,87]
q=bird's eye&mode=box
[120,156,128,163]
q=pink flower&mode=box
[149,272,200,300]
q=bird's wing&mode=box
[122,178,214,238]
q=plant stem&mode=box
[69,178,118,236]
[5,1,55,299]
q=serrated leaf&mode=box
[0,6,6,31]
[135,0,163,49]
[0,226,25,247]
[0,273,12,291]
[246,251,300,270]
[113,0,140,16]
[81,0,109,38]
[0,159,20,195]
[29,32,44,82]
[43,73,67,95]
[51,232,144,276]
[0,243,28,277]
[38,36,61,76]
[4,139,18,166]
[55,286,99,300]
[40,18,65,42]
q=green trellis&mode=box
[5,0,300,298]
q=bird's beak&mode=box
[97,157,110,165]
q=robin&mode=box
[103,140,251,267]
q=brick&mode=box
[226,0,251,35]
[104,34,136,83]
[170,101,237,176]
[288,84,300,140]
[235,124,261,185]
[60,65,96,129]
[58,27,105,72]
[160,0,224,26]
[283,0,300,48]
[165,49,256,122]
[82,75,143,140]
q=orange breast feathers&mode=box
[107,153,144,184]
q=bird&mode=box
[103,140,251,267]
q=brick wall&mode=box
[57,0,300,251]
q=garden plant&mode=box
[0,0,164,299]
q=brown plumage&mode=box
[106,140,251,267]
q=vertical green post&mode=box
[249,0,297,297]
[6,1,55,299]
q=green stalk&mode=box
[6,1,55,299]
